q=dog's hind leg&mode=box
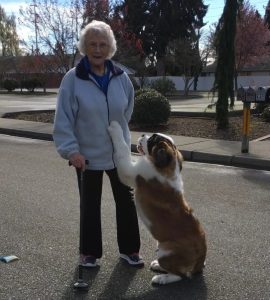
[150,260,167,273]
[151,274,182,285]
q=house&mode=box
[73,52,135,75]
[202,57,270,77]
[199,58,270,90]
[0,55,64,88]
[0,54,136,88]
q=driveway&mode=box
[0,92,57,116]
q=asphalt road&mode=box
[0,92,244,116]
[0,135,269,300]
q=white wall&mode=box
[135,75,270,91]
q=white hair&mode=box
[77,20,117,59]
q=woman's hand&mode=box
[69,153,87,171]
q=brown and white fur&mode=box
[108,121,207,285]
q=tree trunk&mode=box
[156,57,165,76]
[184,78,190,96]
[193,75,198,91]
[183,77,194,96]
[214,0,239,129]
[230,72,238,107]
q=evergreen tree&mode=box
[264,0,270,28]
[0,5,20,56]
[213,0,242,129]
[116,0,207,75]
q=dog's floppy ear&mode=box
[177,149,183,171]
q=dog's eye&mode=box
[147,134,160,154]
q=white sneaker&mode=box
[79,255,97,267]
[120,253,144,267]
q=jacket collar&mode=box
[75,56,123,80]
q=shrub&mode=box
[254,102,268,114]
[135,88,154,98]
[262,105,270,122]
[3,79,18,92]
[21,78,41,92]
[150,77,176,96]
[132,89,171,125]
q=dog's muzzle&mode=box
[137,134,149,155]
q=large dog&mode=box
[108,121,207,285]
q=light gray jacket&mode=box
[53,59,134,170]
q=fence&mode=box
[135,75,270,91]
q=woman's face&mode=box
[85,32,110,69]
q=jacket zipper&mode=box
[88,74,118,168]
[106,75,117,167]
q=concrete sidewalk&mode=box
[1,117,270,171]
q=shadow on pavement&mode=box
[97,261,141,299]
[136,272,208,300]
[62,264,100,300]
[62,262,208,299]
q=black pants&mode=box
[76,168,141,258]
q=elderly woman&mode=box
[53,20,143,267]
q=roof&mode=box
[111,60,135,75]
[0,55,62,74]
[0,54,136,76]
[74,53,135,75]
[203,56,270,74]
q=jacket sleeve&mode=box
[123,73,134,122]
[53,70,80,160]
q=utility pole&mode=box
[30,0,39,55]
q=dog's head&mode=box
[137,133,183,170]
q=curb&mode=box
[132,144,270,171]
[0,127,53,141]
[171,110,243,118]
[1,121,270,172]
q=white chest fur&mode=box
[135,156,184,193]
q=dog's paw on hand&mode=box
[110,120,121,130]
[108,121,122,136]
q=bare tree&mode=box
[19,0,86,72]
[83,0,110,24]
[200,24,217,68]
[19,0,121,73]
[235,1,270,89]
